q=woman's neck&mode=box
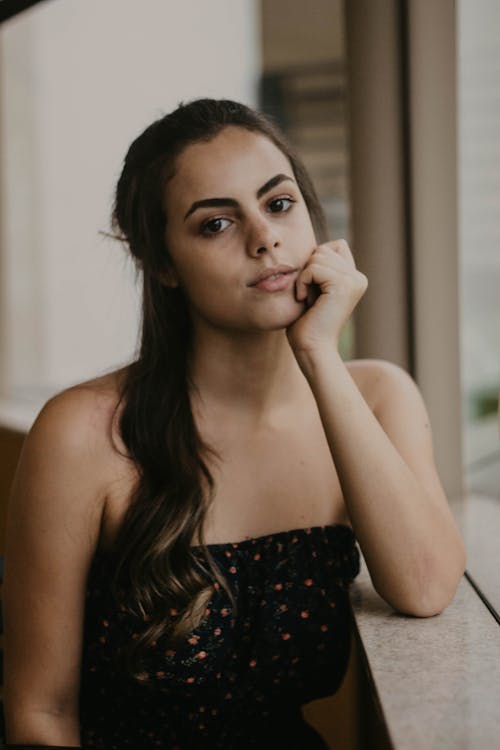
[187,328,311,427]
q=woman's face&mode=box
[162,126,318,334]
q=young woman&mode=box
[3,98,466,749]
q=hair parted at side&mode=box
[109,98,328,680]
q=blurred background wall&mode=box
[1,0,499,504]
[0,0,498,530]
[0,0,259,400]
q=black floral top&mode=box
[79,523,360,749]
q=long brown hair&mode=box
[110,98,328,679]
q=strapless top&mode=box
[79,523,361,749]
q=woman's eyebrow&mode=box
[256,173,295,199]
[183,173,295,221]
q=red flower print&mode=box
[197,651,207,660]
[280,604,288,612]
[274,583,283,591]
[253,553,261,561]
[214,627,222,636]
[221,608,229,617]
[229,566,237,574]
[282,633,291,640]
[156,671,165,678]
[304,578,313,587]
[320,624,328,632]
[300,610,309,618]
[186,676,195,683]
[249,659,257,667]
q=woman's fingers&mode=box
[330,238,356,265]
[296,263,325,300]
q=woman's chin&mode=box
[260,300,307,331]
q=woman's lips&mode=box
[251,270,298,292]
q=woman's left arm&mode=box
[287,240,466,617]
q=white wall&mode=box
[0,0,260,397]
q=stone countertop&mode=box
[350,531,500,750]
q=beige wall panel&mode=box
[406,0,464,498]
[261,0,344,69]
[345,0,409,368]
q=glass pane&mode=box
[458,0,500,495]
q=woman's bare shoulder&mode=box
[344,357,387,411]
[345,357,417,416]
[61,364,128,403]
[33,365,131,462]
[42,366,128,420]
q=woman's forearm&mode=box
[298,348,465,616]
[5,709,81,748]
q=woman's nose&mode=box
[246,217,281,257]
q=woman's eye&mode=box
[268,197,295,213]
[201,217,232,235]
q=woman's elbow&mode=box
[395,568,466,618]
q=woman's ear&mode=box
[161,273,180,289]
[157,265,180,289]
